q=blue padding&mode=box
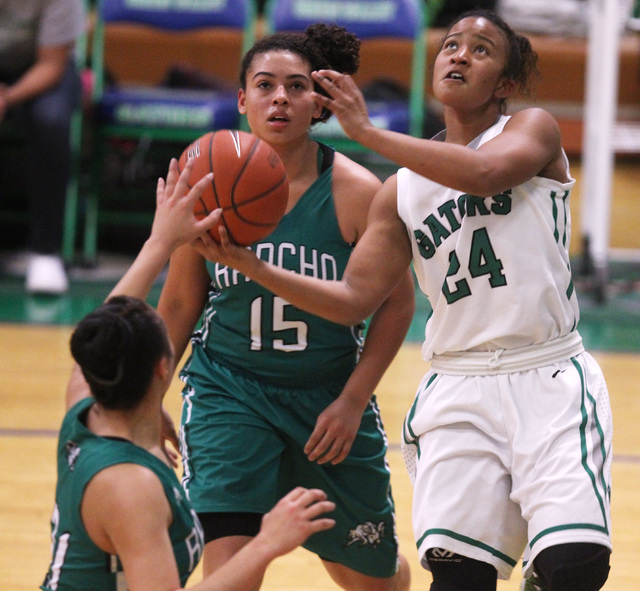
[271,0,419,39]
[369,101,409,133]
[102,0,249,30]
[311,101,409,139]
[96,87,240,130]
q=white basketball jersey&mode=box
[397,115,580,361]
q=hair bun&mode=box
[304,23,360,75]
[71,311,133,387]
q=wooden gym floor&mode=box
[0,156,639,590]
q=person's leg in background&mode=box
[22,59,80,294]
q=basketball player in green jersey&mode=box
[157,24,414,591]
[191,10,612,591]
[41,159,336,591]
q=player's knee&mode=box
[426,548,497,591]
[533,542,610,591]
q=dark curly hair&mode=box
[444,9,540,114]
[70,295,171,411]
[239,23,360,125]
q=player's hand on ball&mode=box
[192,225,259,277]
[256,487,335,559]
[178,130,288,245]
[151,158,220,251]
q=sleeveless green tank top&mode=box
[188,143,364,387]
[41,398,203,590]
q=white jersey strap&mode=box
[430,332,584,375]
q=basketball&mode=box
[178,130,289,246]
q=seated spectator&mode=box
[0,0,85,294]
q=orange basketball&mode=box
[178,130,289,246]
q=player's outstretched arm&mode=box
[65,159,218,411]
[108,158,217,302]
[311,70,564,197]
[193,177,411,327]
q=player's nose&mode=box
[272,85,289,104]
[451,45,470,64]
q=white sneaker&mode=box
[26,255,69,295]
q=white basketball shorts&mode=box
[401,350,612,580]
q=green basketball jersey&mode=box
[186,144,364,387]
[41,398,203,591]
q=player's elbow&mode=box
[334,293,382,326]
[321,299,368,326]
[335,309,370,327]
[459,175,501,198]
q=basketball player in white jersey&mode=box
[192,9,612,591]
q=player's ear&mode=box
[238,88,247,114]
[495,76,516,100]
[156,355,172,382]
